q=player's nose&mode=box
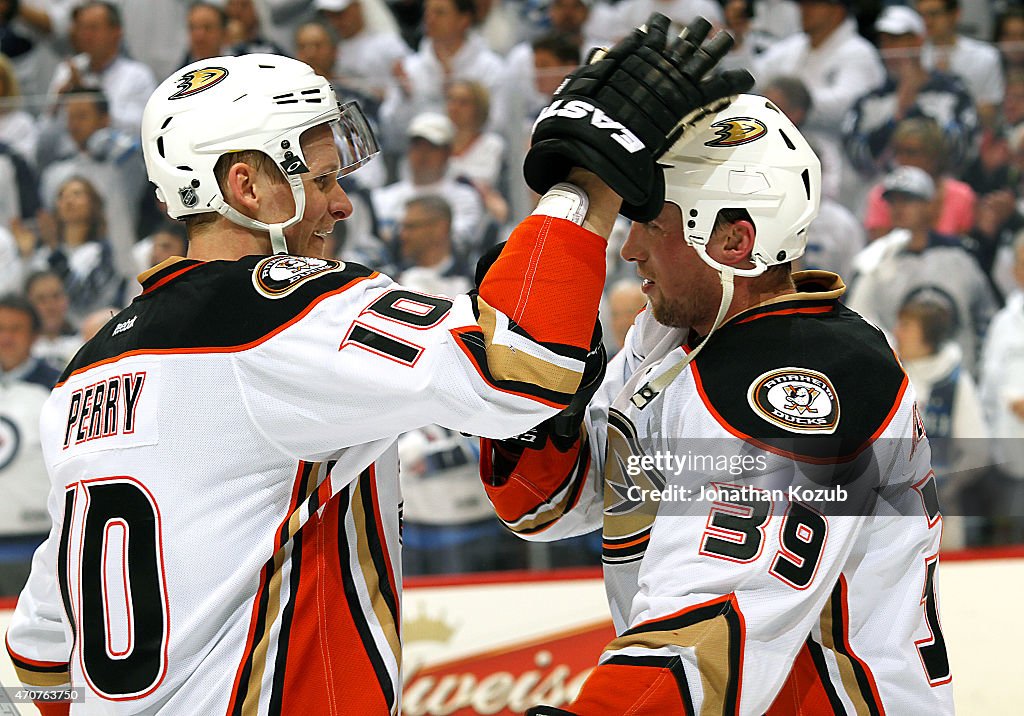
[329,180,353,222]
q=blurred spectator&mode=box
[399,423,525,575]
[262,0,320,56]
[292,20,388,189]
[842,5,978,179]
[372,112,485,258]
[544,0,590,53]
[0,293,58,387]
[31,176,126,325]
[847,165,997,375]
[995,4,1024,73]
[862,117,976,241]
[750,0,801,43]
[445,79,507,228]
[894,290,989,549]
[979,233,1024,542]
[113,0,189,82]
[132,220,188,274]
[38,87,146,276]
[446,79,503,187]
[180,2,232,68]
[394,195,471,294]
[918,0,1004,128]
[1003,68,1024,130]
[802,191,865,279]
[586,0,723,51]
[24,268,79,367]
[473,0,523,55]
[0,136,39,231]
[380,0,505,146]
[0,0,72,103]
[393,199,519,575]
[0,218,26,294]
[718,0,776,74]
[0,294,56,595]
[754,0,885,143]
[226,0,287,56]
[500,31,579,142]
[0,51,38,163]
[315,0,409,107]
[77,304,115,342]
[45,1,156,136]
[762,75,843,199]
[606,278,645,353]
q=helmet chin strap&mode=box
[630,266,734,408]
[209,175,307,255]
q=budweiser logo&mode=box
[401,620,614,716]
[403,650,592,716]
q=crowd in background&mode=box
[1,0,1023,593]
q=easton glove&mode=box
[524,13,755,222]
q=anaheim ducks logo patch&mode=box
[705,117,768,147]
[169,67,228,100]
[252,255,345,299]
[747,367,840,434]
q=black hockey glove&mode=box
[526,707,580,716]
[524,13,754,222]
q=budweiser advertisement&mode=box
[401,570,613,716]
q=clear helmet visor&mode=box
[333,100,380,177]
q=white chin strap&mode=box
[630,266,735,408]
[209,175,307,255]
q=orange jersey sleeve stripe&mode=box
[478,215,606,350]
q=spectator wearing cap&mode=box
[315,0,409,107]
[847,164,998,375]
[894,290,990,549]
[0,294,58,595]
[754,0,884,145]
[371,112,485,259]
[861,117,977,242]
[842,5,978,180]
[379,0,505,148]
[918,0,1004,129]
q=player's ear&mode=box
[716,219,756,266]
[224,161,260,216]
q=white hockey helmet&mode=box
[141,53,379,254]
[661,94,821,277]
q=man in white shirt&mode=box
[917,0,1005,128]
[315,0,410,104]
[379,0,505,146]
[754,0,884,139]
[45,1,156,136]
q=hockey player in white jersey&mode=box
[5,16,754,716]
[481,95,956,714]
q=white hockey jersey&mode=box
[6,214,607,715]
[482,272,955,715]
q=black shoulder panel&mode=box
[691,300,907,463]
[60,256,378,382]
